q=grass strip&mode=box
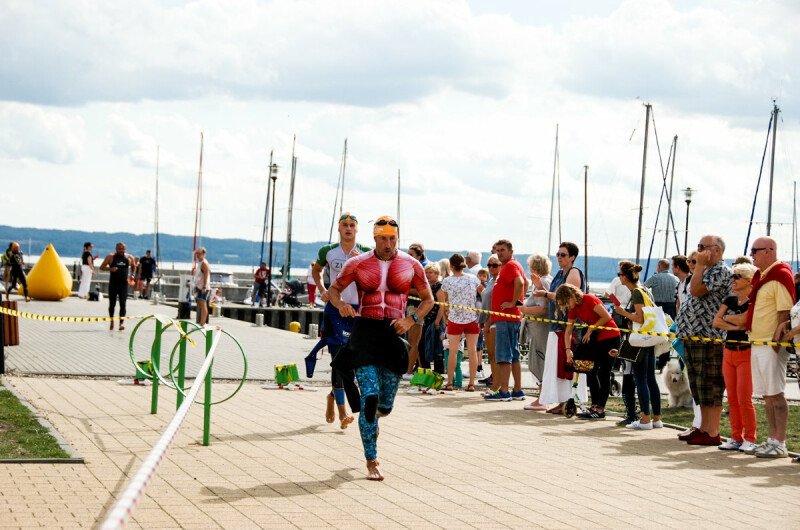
[605,397,800,448]
[0,382,71,459]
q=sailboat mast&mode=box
[636,104,651,263]
[339,139,348,216]
[583,165,589,290]
[397,169,401,224]
[328,139,347,244]
[767,101,779,235]
[260,150,273,265]
[547,124,558,253]
[663,136,678,258]
[154,146,161,292]
[793,181,797,270]
[192,132,204,270]
[284,136,298,284]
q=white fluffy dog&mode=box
[662,358,693,408]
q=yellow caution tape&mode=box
[409,296,797,349]
[0,305,148,323]
[0,306,199,346]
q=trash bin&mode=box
[2,300,19,346]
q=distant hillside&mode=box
[0,224,667,282]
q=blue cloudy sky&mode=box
[1,0,798,260]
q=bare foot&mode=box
[340,415,354,430]
[325,393,335,424]
[366,460,384,481]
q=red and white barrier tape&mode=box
[100,326,222,530]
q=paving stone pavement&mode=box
[4,298,330,382]
[1,297,800,528]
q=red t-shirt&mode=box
[567,293,620,341]
[491,259,524,322]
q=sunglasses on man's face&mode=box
[556,252,569,258]
[375,219,398,227]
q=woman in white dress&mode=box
[532,242,587,414]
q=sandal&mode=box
[442,384,454,391]
[465,384,475,392]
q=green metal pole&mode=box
[150,319,163,415]
[176,321,188,410]
[203,327,212,446]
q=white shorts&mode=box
[750,344,789,397]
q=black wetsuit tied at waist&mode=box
[331,317,409,376]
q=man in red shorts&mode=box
[329,215,434,481]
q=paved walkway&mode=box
[1,298,799,528]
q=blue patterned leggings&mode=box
[354,365,400,461]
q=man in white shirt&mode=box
[464,250,482,275]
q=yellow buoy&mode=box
[26,244,73,301]
[288,321,301,333]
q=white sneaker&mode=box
[652,420,664,429]
[625,420,653,430]
[754,441,788,458]
[719,439,743,451]
[738,440,758,453]
[401,374,413,381]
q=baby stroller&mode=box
[278,279,304,308]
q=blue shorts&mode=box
[495,320,521,364]
[194,288,210,301]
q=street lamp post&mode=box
[267,163,278,306]
[683,187,694,255]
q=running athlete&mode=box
[329,215,434,481]
[100,242,135,330]
[309,212,371,429]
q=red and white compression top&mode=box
[331,249,429,321]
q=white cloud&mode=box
[0,103,84,163]
[556,0,799,119]
[1,0,799,269]
[0,0,517,107]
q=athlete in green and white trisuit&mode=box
[310,212,371,429]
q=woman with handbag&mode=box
[613,261,663,430]
[532,241,587,414]
[556,284,621,419]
